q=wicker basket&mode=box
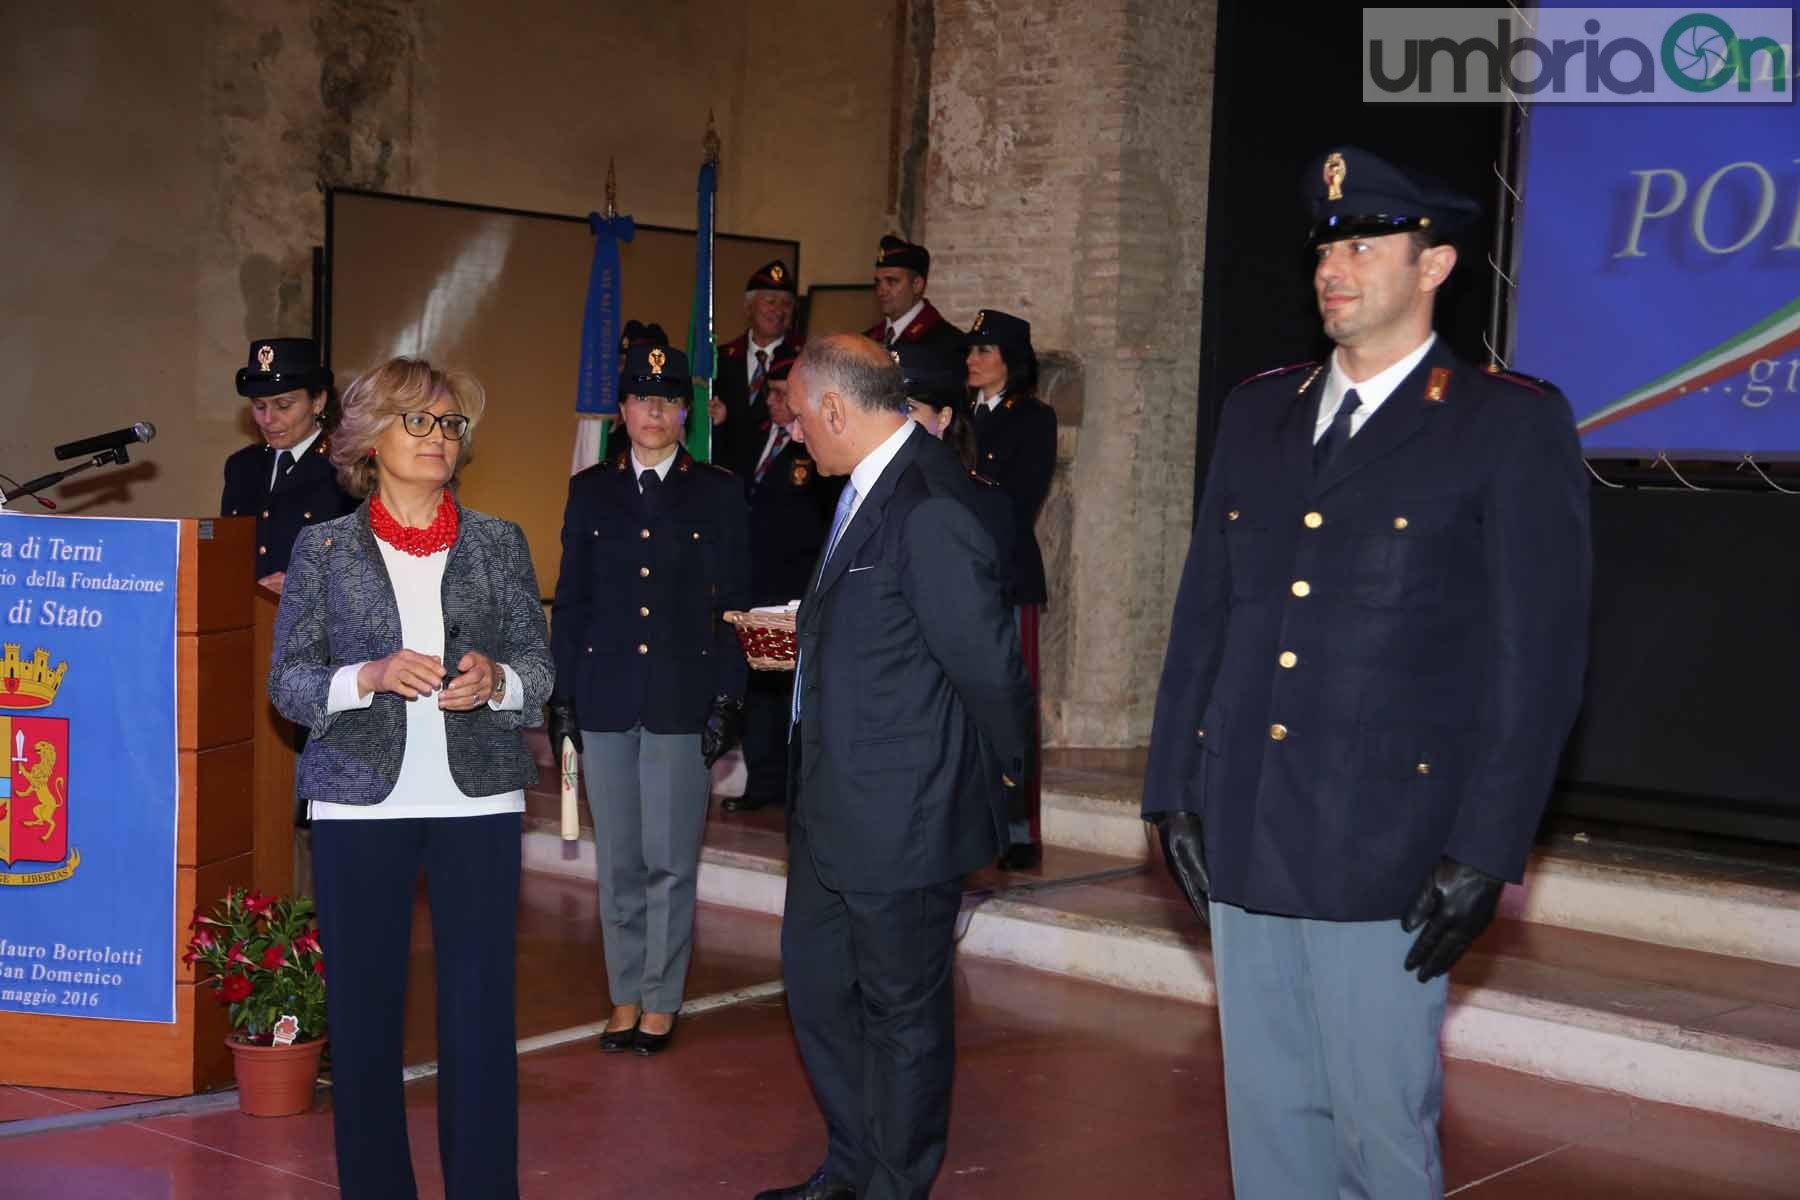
[724,608,798,671]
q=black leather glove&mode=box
[1401,856,1505,983]
[1152,811,1212,927]
[546,698,580,761]
[701,695,745,769]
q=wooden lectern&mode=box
[0,516,297,1096]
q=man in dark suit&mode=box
[864,235,961,350]
[1142,148,1591,1198]
[756,335,1033,1200]
[220,337,355,590]
[714,260,805,479]
[725,353,844,814]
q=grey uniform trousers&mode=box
[581,727,710,1012]
[1210,899,1450,1199]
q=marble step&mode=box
[519,808,1800,1131]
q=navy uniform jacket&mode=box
[1141,341,1591,922]
[715,331,805,479]
[220,437,356,577]
[863,301,963,348]
[551,447,750,733]
[973,394,1057,605]
[792,427,1032,892]
[747,436,844,608]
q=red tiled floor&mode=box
[7,873,1800,1198]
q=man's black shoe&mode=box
[752,1167,856,1199]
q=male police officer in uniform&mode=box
[864,235,961,350]
[1142,149,1590,1198]
[715,260,805,480]
[221,337,355,590]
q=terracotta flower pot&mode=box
[226,1036,325,1117]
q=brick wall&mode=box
[925,0,1218,746]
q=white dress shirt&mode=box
[270,427,323,490]
[842,419,917,531]
[1316,333,1436,444]
[885,300,926,345]
[747,336,784,386]
[631,447,677,491]
[315,539,525,821]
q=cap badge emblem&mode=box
[257,344,275,372]
[1324,152,1347,202]
[648,347,666,376]
[770,264,784,283]
[973,311,986,332]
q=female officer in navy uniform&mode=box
[965,310,1056,869]
[548,343,749,1055]
[221,337,356,592]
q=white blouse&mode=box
[311,539,525,822]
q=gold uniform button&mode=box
[1278,651,1298,669]
[1269,723,1289,742]
[639,567,651,578]
[641,528,651,540]
[1291,580,1311,598]
[585,645,593,653]
[692,531,701,540]
[1394,516,1409,530]
[303,511,312,520]
[639,606,650,617]
[261,510,271,519]
[637,644,648,655]
[1416,761,1431,776]
[258,545,268,556]
[1195,727,1206,741]
[1226,510,1240,521]
[1303,511,1323,529]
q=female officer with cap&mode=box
[221,336,356,592]
[548,342,750,1055]
[964,309,1056,869]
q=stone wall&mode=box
[2,0,896,520]
[925,0,1217,747]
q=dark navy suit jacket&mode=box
[791,427,1033,893]
[1142,341,1591,921]
[551,447,749,733]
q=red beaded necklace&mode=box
[370,489,458,556]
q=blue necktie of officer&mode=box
[1313,387,1363,474]
[792,482,859,725]
[270,449,294,494]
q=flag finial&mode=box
[604,157,618,218]
[704,109,721,167]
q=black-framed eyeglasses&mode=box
[400,411,470,440]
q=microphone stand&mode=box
[1,447,135,504]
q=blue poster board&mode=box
[0,513,180,1023]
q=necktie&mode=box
[1313,387,1363,474]
[885,325,898,350]
[639,468,662,515]
[271,449,294,493]
[754,426,789,483]
[750,349,768,403]
[793,482,860,725]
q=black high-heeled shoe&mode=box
[632,1013,678,1056]
[598,1019,639,1054]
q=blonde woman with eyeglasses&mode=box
[268,356,553,1200]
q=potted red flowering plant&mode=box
[186,888,327,1115]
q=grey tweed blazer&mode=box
[268,498,555,806]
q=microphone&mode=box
[54,422,156,461]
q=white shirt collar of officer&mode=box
[887,299,926,342]
[1318,332,1436,443]
[269,426,322,489]
[979,388,1006,413]
[630,447,677,492]
[748,334,786,384]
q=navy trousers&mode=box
[312,813,522,1200]
[781,818,963,1200]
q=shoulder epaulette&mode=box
[968,470,1000,487]
[700,460,733,475]
[1483,363,1552,395]
[1237,361,1318,390]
